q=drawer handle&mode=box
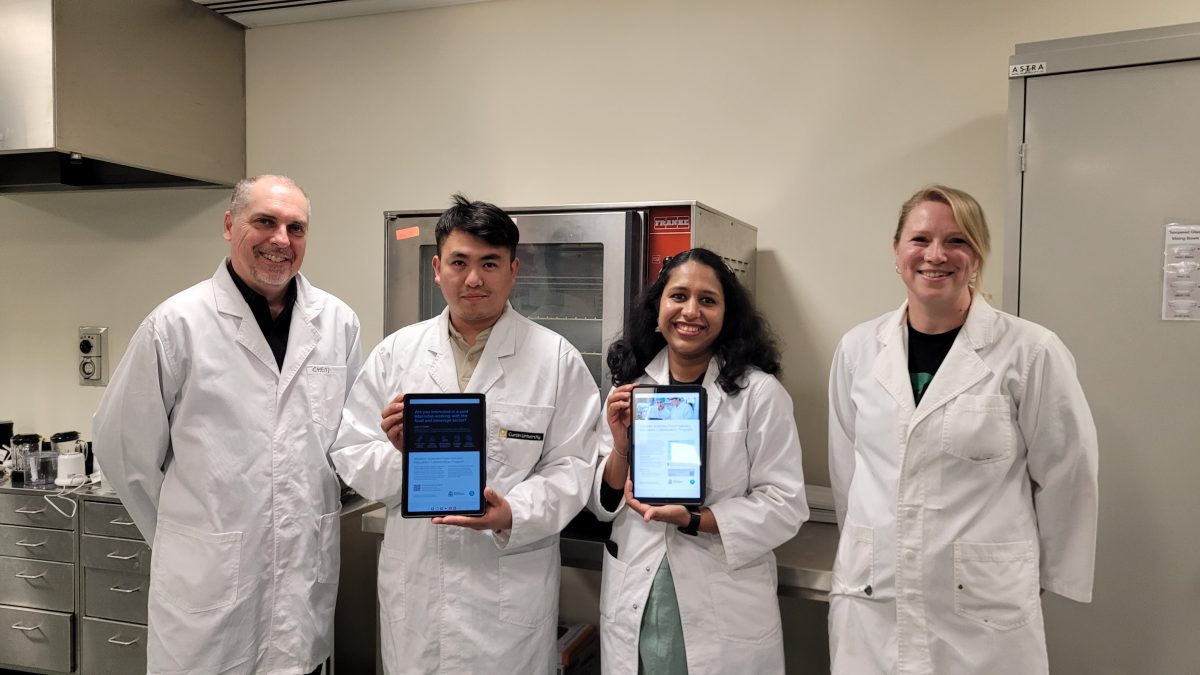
[107,635,140,646]
[14,539,46,548]
[108,518,137,527]
[14,571,47,580]
[108,584,144,594]
[10,622,42,632]
[14,506,47,515]
[106,551,139,561]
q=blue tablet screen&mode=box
[405,396,485,514]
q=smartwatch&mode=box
[677,510,701,536]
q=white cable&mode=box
[42,481,91,520]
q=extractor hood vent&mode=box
[193,0,491,28]
[0,152,222,193]
[0,0,245,192]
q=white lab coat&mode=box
[330,305,599,675]
[93,262,363,675]
[588,350,808,675]
[827,294,1098,674]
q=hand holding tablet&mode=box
[381,393,407,450]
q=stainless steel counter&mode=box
[361,508,836,602]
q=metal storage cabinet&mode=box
[79,497,149,675]
[1005,22,1200,673]
[0,487,77,673]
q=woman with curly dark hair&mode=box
[587,248,808,675]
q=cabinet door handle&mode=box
[14,571,47,580]
[108,584,143,594]
[106,551,138,561]
[14,539,46,548]
[108,518,136,526]
[10,622,41,632]
[14,506,47,515]
[107,635,139,646]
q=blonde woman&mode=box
[827,185,1099,673]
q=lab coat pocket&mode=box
[708,561,782,644]
[706,429,750,494]
[306,364,348,430]
[831,524,875,598]
[953,540,1038,630]
[316,510,341,584]
[941,395,1015,463]
[598,546,628,623]
[489,402,554,471]
[498,544,558,628]
[150,520,242,613]
[377,546,406,623]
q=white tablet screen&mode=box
[631,389,703,502]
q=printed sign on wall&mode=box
[1162,223,1200,321]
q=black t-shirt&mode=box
[907,323,960,404]
[227,261,297,370]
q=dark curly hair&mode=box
[607,248,781,395]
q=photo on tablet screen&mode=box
[630,386,706,506]
[402,394,487,517]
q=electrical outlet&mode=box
[79,326,108,386]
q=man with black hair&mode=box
[331,194,600,674]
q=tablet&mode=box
[630,385,706,506]
[401,393,487,518]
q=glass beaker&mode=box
[10,434,41,484]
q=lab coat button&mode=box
[633,603,639,610]
[864,585,873,596]
[645,566,651,573]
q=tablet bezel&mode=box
[400,392,487,518]
[629,384,707,507]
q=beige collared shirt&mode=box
[447,321,492,392]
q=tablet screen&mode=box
[402,394,486,517]
[630,386,706,506]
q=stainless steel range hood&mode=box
[0,0,245,192]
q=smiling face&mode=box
[893,200,979,318]
[223,177,309,302]
[657,260,726,367]
[433,229,519,339]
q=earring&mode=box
[894,264,900,274]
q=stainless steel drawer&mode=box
[81,616,148,675]
[84,567,148,624]
[82,534,152,574]
[82,500,144,541]
[0,555,74,612]
[0,524,76,562]
[0,604,73,672]
[0,492,75,531]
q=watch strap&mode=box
[677,510,701,536]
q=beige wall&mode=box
[0,190,227,435]
[245,0,1200,488]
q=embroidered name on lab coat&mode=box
[499,429,544,441]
